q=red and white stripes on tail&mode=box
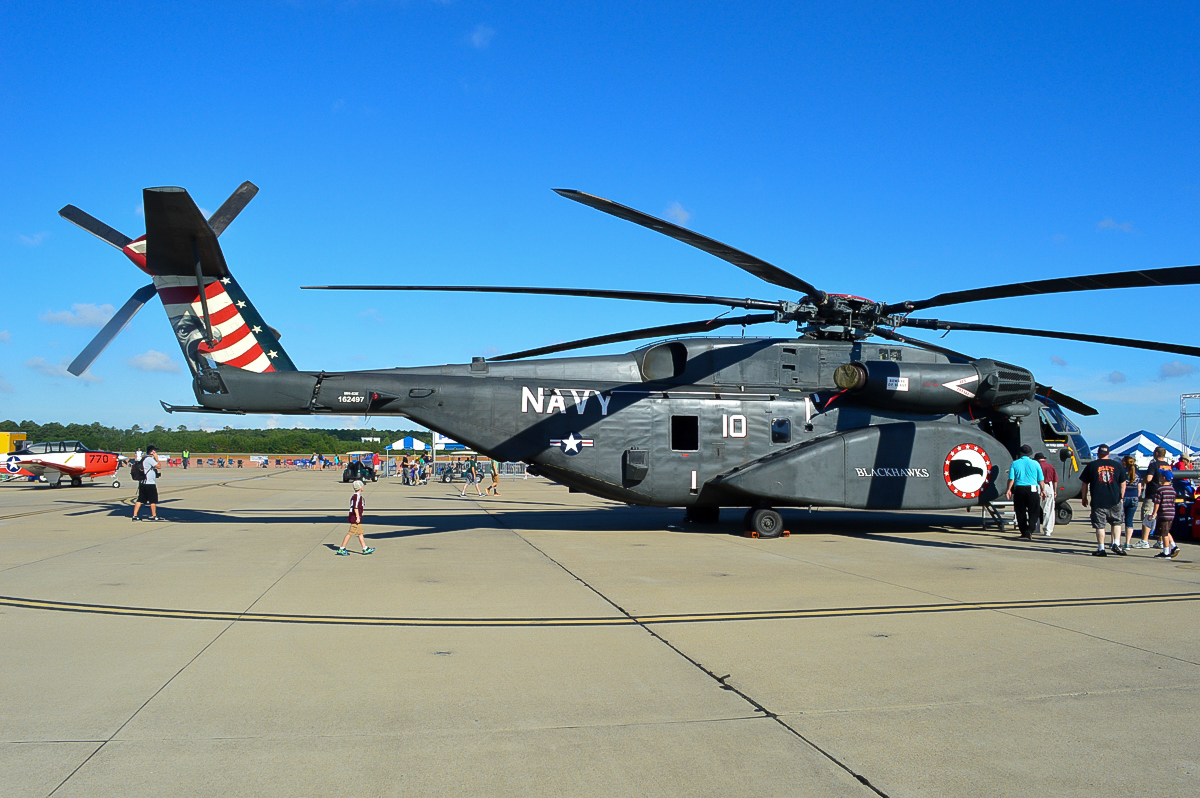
[154,275,276,372]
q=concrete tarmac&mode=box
[1,469,1198,797]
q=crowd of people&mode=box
[1007,443,1192,558]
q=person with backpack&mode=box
[131,445,162,521]
[460,456,483,496]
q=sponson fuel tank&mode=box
[832,358,1035,413]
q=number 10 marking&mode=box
[722,414,747,438]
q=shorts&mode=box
[1090,504,1123,530]
[1140,497,1157,527]
[137,483,159,504]
[349,522,363,536]
[1156,517,1174,538]
[491,473,500,484]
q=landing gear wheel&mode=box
[685,506,720,524]
[1056,502,1073,525]
[70,476,83,488]
[112,479,121,489]
[751,508,783,539]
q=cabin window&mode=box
[771,418,791,444]
[671,416,699,451]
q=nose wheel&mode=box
[112,479,121,488]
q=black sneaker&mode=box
[1154,551,1169,558]
[131,516,141,522]
[1092,549,1108,557]
[1111,545,1127,556]
[1169,547,1180,558]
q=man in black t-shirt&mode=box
[1138,446,1169,547]
[1080,444,1127,556]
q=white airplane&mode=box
[5,440,126,488]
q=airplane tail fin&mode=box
[61,183,297,376]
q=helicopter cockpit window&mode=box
[1039,409,1065,442]
[671,416,699,451]
[771,418,791,444]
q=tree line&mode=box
[0,420,431,455]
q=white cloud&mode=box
[199,207,213,219]
[135,204,144,217]
[1052,233,1068,244]
[1050,355,1067,367]
[1158,360,1197,380]
[664,201,691,226]
[1106,371,1127,384]
[25,356,102,383]
[19,232,48,246]
[0,372,12,393]
[0,330,10,343]
[470,24,495,48]
[1096,217,1135,233]
[127,350,181,373]
[39,303,115,328]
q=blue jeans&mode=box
[1123,497,1138,529]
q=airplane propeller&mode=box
[60,181,258,377]
[306,187,1200,417]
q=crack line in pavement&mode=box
[475,505,892,798]
[44,507,340,798]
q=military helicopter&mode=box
[59,183,1200,537]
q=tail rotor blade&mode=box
[58,205,132,250]
[67,283,157,376]
[207,181,259,236]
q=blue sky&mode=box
[2,1,1198,444]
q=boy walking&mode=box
[1152,471,1180,559]
[486,458,501,496]
[337,480,375,556]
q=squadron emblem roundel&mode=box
[943,443,992,499]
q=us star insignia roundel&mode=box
[550,433,594,455]
[943,443,992,499]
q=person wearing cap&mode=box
[132,445,162,521]
[1033,452,1059,537]
[336,480,375,556]
[1005,444,1045,539]
[1079,444,1127,556]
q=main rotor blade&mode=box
[303,284,785,312]
[873,327,1099,415]
[883,264,1200,315]
[1035,385,1099,417]
[491,312,778,361]
[58,205,132,250]
[554,189,823,299]
[206,181,259,236]
[67,283,157,376]
[899,317,1200,359]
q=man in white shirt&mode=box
[132,445,162,521]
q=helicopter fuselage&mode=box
[182,336,1091,513]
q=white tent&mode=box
[386,437,426,451]
[1092,431,1193,468]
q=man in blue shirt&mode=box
[1006,444,1046,539]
